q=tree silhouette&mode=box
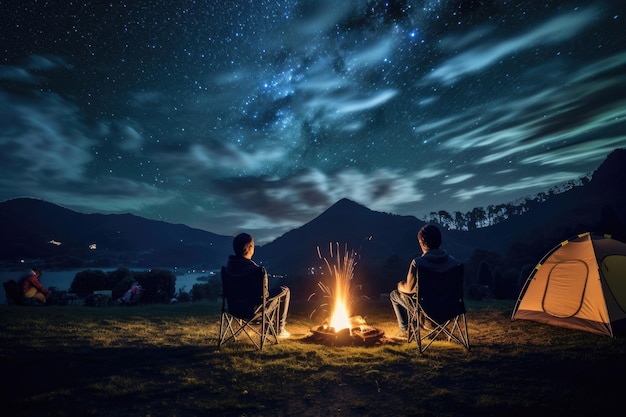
[71,269,108,296]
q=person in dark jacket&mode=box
[226,233,291,337]
[21,267,51,305]
[390,224,461,339]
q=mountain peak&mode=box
[327,198,370,214]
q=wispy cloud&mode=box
[426,6,598,85]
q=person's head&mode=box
[32,267,41,277]
[233,233,255,259]
[418,224,442,252]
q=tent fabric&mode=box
[511,232,626,337]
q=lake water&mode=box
[0,267,218,304]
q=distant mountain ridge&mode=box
[0,198,233,269]
[1,148,624,277]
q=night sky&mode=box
[1,1,625,244]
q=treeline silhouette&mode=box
[69,267,223,306]
[424,176,591,230]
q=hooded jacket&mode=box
[21,269,51,297]
[397,248,461,294]
[226,254,261,276]
[225,254,267,301]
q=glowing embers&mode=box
[309,315,385,346]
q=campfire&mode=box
[306,243,385,346]
[309,315,385,346]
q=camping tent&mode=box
[511,232,626,337]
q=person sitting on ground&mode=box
[21,267,51,305]
[390,224,461,339]
[117,282,143,305]
[226,232,291,338]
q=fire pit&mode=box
[308,315,385,346]
[304,243,388,346]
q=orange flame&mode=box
[318,243,357,333]
[329,290,351,331]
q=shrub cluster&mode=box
[70,267,176,304]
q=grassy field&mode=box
[1,298,624,417]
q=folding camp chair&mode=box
[3,280,25,305]
[217,265,281,350]
[404,263,470,354]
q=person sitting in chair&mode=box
[226,233,291,338]
[390,224,461,340]
[21,267,51,305]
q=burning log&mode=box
[307,315,386,346]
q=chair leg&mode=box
[219,317,278,350]
[417,315,470,353]
[260,299,280,349]
[451,314,470,351]
[217,314,225,348]
[218,300,281,351]
[218,314,240,348]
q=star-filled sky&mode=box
[1,1,625,244]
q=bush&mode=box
[189,277,220,301]
[70,267,177,304]
[71,269,108,296]
[132,269,176,303]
